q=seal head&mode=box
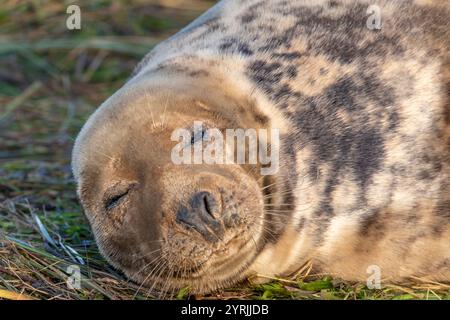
[72,71,274,294]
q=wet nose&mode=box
[175,191,224,242]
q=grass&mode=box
[1,0,449,300]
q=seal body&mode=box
[73,0,450,293]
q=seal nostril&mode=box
[175,191,223,242]
[191,191,218,219]
[203,193,216,218]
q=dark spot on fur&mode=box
[241,13,256,23]
[248,60,283,93]
[219,38,254,56]
[311,216,332,245]
[286,66,298,78]
[238,43,254,56]
[271,51,302,61]
[417,170,432,180]
[324,77,358,111]
[328,0,339,8]
[359,209,384,237]
[406,205,420,224]
[272,84,292,101]
[239,0,267,24]
[421,153,443,175]
[353,129,385,188]
[219,41,233,51]
[296,217,306,231]
[435,200,450,219]
[189,70,209,77]
[325,74,396,112]
[254,112,269,124]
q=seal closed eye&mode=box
[104,190,129,211]
[191,128,207,145]
[103,182,137,211]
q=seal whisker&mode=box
[265,209,297,213]
[139,256,168,299]
[263,212,306,224]
[264,203,296,207]
[168,260,184,299]
[147,258,171,298]
[130,256,163,288]
[133,246,162,258]
[78,148,115,162]
[252,220,278,242]
[131,252,168,298]
[160,94,169,130]
[254,214,305,231]
[158,264,175,299]
[129,249,161,276]
[143,89,158,129]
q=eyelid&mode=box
[189,123,210,145]
[192,129,207,143]
[105,189,129,210]
[103,182,138,210]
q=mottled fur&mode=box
[73,0,450,293]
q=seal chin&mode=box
[134,234,262,295]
